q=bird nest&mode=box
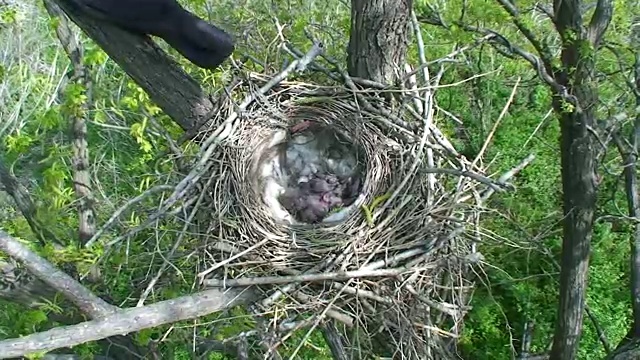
[171,48,514,359]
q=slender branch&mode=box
[0,159,63,247]
[585,304,612,353]
[420,167,514,192]
[587,0,614,47]
[84,185,174,247]
[494,0,555,69]
[44,0,97,245]
[204,268,410,287]
[415,13,578,107]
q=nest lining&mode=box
[194,76,478,358]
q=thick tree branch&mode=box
[587,0,614,47]
[51,0,214,131]
[0,257,54,307]
[321,321,348,360]
[0,285,254,358]
[0,231,117,318]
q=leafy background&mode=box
[0,0,636,359]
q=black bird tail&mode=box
[159,11,235,70]
[78,0,235,70]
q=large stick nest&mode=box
[168,46,513,359]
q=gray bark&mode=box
[347,0,413,84]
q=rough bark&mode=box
[608,337,640,360]
[0,231,150,359]
[50,0,214,132]
[549,0,612,359]
[0,158,63,247]
[347,0,413,84]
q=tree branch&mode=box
[50,0,214,131]
[0,158,63,247]
[415,12,578,107]
[494,0,555,70]
[0,283,254,358]
[0,231,117,318]
[44,0,97,245]
[587,0,614,47]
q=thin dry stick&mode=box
[402,34,496,81]
[286,278,354,360]
[204,268,412,287]
[373,119,430,222]
[471,77,521,170]
[84,185,174,247]
[360,247,426,271]
[331,282,393,304]
[520,108,554,152]
[197,238,270,281]
[411,10,437,205]
[480,154,536,202]
[137,174,218,306]
[261,254,338,308]
[293,292,354,327]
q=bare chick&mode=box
[280,173,347,223]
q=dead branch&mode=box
[0,284,254,358]
[44,0,97,245]
[204,268,411,287]
[0,230,117,318]
[51,0,214,131]
[320,320,348,360]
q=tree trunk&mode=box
[549,0,609,357]
[347,0,413,84]
[550,98,598,360]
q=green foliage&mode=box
[0,0,638,359]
